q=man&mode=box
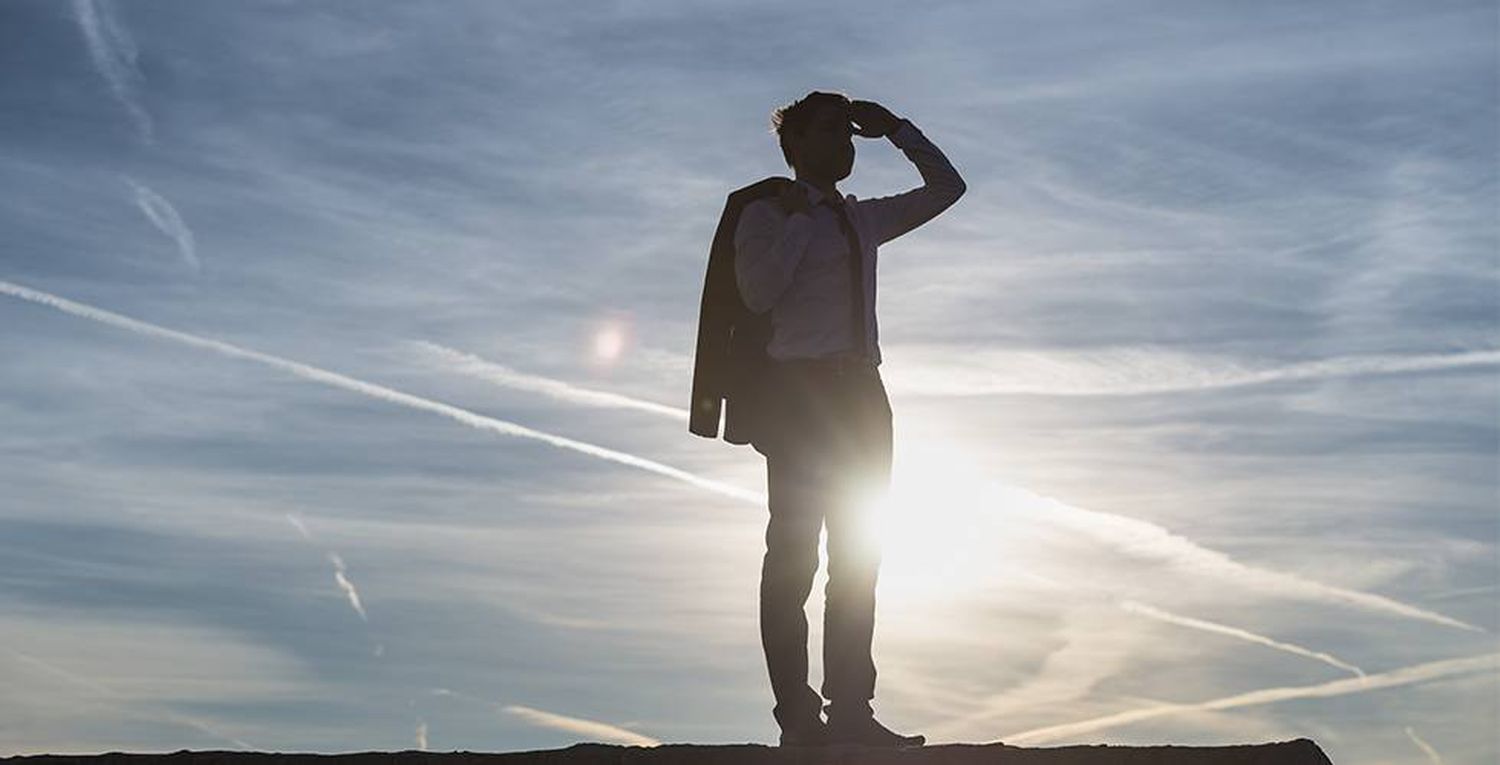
[732,91,966,747]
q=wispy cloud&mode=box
[1406,725,1443,765]
[327,551,368,622]
[885,346,1500,397]
[0,279,763,506]
[286,513,372,630]
[1001,652,1499,745]
[502,704,660,746]
[429,688,659,746]
[71,0,153,142]
[1,644,255,749]
[408,341,686,421]
[328,327,1486,637]
[285,512,312,541]
[1119,599,1365,677]
[123,176,200,271]
[403,339,1478,632]
[1005,482,1481,632]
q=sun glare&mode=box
[864,442,1011,602]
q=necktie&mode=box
[825,198,868,358]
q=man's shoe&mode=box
[777,718,828,747]
[825,714,925,747]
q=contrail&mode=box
[286,513,371,626]
[401,341,1474,631]
[3,280,1474,633]
[1001,483,1481,632]
[327,552,368,622]
[1119,599,1365,677]
[408,340,687,421]
[1,644,255,749]
[0,279,763,506]
[430,689,660,746]
[285,512,312,541]
[503,704,660,746]
[71,0,153,142]
[887,347,1500,397]
[999,652,1498,745]
[1405,726,1443,765]
[124,176,200,270]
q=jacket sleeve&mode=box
[856,119,967,246]
[733,198,815,314]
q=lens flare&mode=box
[592,321,626,364]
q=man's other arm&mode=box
[858,119,967,246]
[734,198,814,314]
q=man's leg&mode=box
[819,370,894,715]
[760,447,829,731]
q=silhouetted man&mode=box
[730,91,966,746]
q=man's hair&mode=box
[771,90,851,170]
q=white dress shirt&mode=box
[733,118,966,364]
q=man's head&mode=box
[772,90,855,182]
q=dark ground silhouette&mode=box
[0,738,1335,764]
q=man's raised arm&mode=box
[857,118,967,246]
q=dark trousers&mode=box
[750,358,893,728]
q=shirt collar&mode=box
[795,178,843,209]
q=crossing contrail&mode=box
[71,0,153,142]
[996,483,1481,633]
[410,340,687,421]
[997,652,1498,745]
[2,279,1477,633]
[503,704,660,746]
[0,280,762,507]
[885,346,1500,397]
[1119,599,1364,677]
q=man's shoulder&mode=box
[736,196,787,227]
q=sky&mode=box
[0,0,1496,761]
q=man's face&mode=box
[792,102,855,181]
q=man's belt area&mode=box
[770,350,877,377]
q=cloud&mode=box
[1008,483,1481,632]
[1,278,1479,656]
[396,340,1476,631]
[883,345,1500,397]
[1001,652,1499,744]
[415,719,429,751]
[399,331,1481,636]
[286,513,370,624]
[429,689,659,746]
[0,279,762,506]
[285,512,312,541]
[1,644,255,749]
[502,704,659,746]
[408,340,686,421]
[925,604,1146,739]
[1119,599,1364,678]
[123,176,200,271]
[1406,725,1443,765]
[71,0,153,142]
[327,552,368,622]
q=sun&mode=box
[859,441,1012,602]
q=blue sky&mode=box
[1,0,1496,760]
